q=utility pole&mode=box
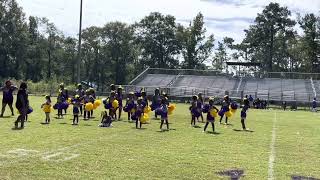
[77,0,83,83]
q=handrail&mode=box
[129,67,150,85]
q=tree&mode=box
[101,22,136,85]
[298,13,320,72]
[212,37,233,71]
[179,13,215,69]
[0,0,29,79]
[242,2,296,72]
[135,12,181,69]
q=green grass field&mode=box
[0,96,319,179]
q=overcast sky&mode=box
[16,0,320,43]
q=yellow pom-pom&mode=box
[43,105,52,113]
[225,111,233,118]
[209,109,218,117]
[168,104,176,112]
[231,109,237,113]
[112,100,119,109]
[67,98,72,104]
[140,113,149,123]
[94,100,102,107]
[144,106,151,113]
[85,103,94,111]
[93,103,98,110]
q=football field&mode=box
[0,96,319,179]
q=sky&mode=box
[16,0,320,43]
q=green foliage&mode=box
[179,13,215,69]
[135,12,181,69]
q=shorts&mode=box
[2,98,13,105]
[73,107,80,115]
[241,111,247,118]
[207,115,214,122]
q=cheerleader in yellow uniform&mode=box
[41,95,52,124]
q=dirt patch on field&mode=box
[216,169,244,180]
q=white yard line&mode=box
[268,112,277,180]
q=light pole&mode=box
[77,0,83,83]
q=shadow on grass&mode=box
[11,127,24,130]
[59,122,68,125]
[233,129,255,133]
[0,116,12,119]
[193,125,202,128]
[132,127,147,130]
[83,124,92,127]
[206,131,221,135]
[40,122,49,125]
[291,175,320,180]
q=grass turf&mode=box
[0,96,319,179]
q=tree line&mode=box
[0,0,319,89]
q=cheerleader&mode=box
[15,82,29,129]
[312,98,317,112]
[197,93,204,122]
[203,98,219,132]
[75,84,85,115]
[141,91,148,106]
[59,83,69,114]
[0,80,17,117]
[241,97,250,130]
[88,88,96,118]
[56,91,64,119]
[160,98,169,131]
[109,91,117,119]
[41,95,52,124]
[134,97,144,129]
[83,90,91,120]
[124,92,135,121]
[151,88,161,119]
[190,95,199,127]
[219,95,230,125]
[72,95,82,125]
[116,86,123,120]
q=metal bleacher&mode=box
[126,68,316,103]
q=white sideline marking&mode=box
[268,112,277,180]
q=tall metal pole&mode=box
[77,0,83,83]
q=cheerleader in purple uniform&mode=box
[15,82,29,129]
[190,95,200,127]
[203,98,219,132]
[160,98,169,131]
[108,91,117,119]
[151,88,161,119]
[219,95,230,124]
[134,98,144,129]
[312,98,317,112]
[75,84,85,115]
[141,91,148,107]
[72,95,82,125]
[124,92,135,121]
[116,86,124,120]
[197,93,204,122]
[59,83,69,114]
[88,88,96,118]
[0,80,17,117]
[83,90,91,120]
[241,97,250,130]
[56,91,65,119]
